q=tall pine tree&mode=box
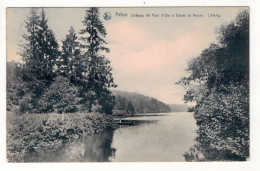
[79,8,117,114]
[37,9,60,81]
[59,26,81,83]
[18,8,60,113]
[19,8,40,76]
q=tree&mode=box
[58,27,81,82]
[19,8,40,72]
[216,10,249,85]
[178,10,249,161]
[37,9,60,81]
[127,101,135,114]
[18,8,60,113]
[20,9,59,82]
[38,76,80,113]
[79,7,117,114]
[7,61,24,112]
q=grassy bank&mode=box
[6,112,115,162]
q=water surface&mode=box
[26,112,197,162]
[110,112,197,162]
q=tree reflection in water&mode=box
[184,133,248,162]
[26,128,116,162]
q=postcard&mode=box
[6,6,249,163]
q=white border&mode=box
[1,0,260,171]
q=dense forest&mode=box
[178,10,249,161]
[112,90,171,115]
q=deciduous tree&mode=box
[178,10,249,161]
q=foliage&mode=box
[38,76,81,113]
[6,112,115,162]
[20,8,60,82]
[7,61,23,112]
[58,27,82,83]
[177,10,249,161]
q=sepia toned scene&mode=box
[6,7,249,162]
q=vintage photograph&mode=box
[6,7,249,162]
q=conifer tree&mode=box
[79,7,117,114]
[59,26,81,83]
[18,8,60,113]
[19,8,40,75]
[37,9,60,81]
[20,9,59,82]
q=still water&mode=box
[28,112,197,162]
[110,112,197,162]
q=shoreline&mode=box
[6,112,116,162]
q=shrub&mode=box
[38,76,81,113]
[183,82,249,161]
[6,112,115,162]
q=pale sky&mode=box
[6,7,246,104]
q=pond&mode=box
[27,112,197,162]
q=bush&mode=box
[6,112,115,162]
[38,76,81,113]
[183,83,249,161]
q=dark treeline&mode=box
[178,10,249,161]
[7,8,116,115]
[112,90,171,115]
